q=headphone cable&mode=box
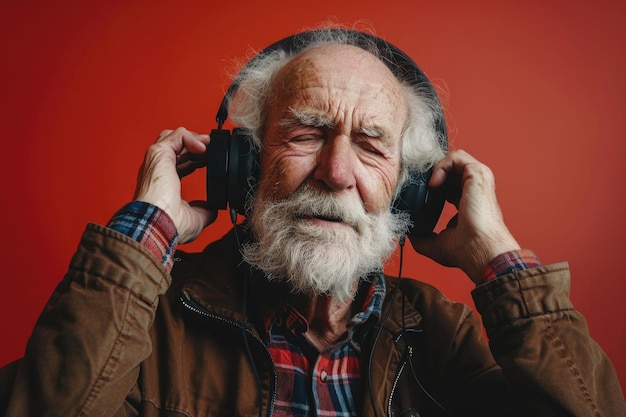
[367,234,406,417]
[399,265,452,417]
[232,209,264,417]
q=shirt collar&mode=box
[260,273,386,337]
[349,273,385,327]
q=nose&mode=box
[313,135,357,192]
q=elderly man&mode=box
[1,29,624,417]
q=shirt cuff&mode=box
[107,201,178,271]
[481,249,541,284]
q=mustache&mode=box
[275,184,371,231]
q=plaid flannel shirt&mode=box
[261,276,385,417]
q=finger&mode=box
[430,150,488,208]
[407,231,435,257]
[176,135,209,178]
[441,171,462,208]
[429,149,477,187]
[408,232,454,269]
[177,144,208,165]
[181,131,210,154]
[177,156,207,178]
[155,127,210,156]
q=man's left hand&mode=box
[409,150,520,284]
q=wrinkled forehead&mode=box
[270,44,408,124]
[276,44,403,94]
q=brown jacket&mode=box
[0,223,624,416]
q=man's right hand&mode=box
[133,127,217,243]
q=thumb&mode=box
[409,232,438,260]
[189,200,218,226]
[409,230,456,270]
[177,201,218,244]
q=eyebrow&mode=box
[355,125,386,138]
[280,107,389,138]
[279,108,336,130]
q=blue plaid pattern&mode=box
[107,201,178,270]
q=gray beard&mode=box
[242,184,410,302]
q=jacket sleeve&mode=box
[0,223,171,417]
[472,263,626,416]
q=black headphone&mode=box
[206,29,448,234]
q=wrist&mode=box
[107,201,179,270]
[480,249,542,284]
[465,233,521,285]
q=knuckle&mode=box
[471,164,495,189]
[157,127,188,142]
[146,141,169,159]
[479,164,494,180]
[158,129,174,139]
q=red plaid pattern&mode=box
[107,201,178,270]
[481,249,541,284]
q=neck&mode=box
[288,291,356,351]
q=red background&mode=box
[1,0,625,397]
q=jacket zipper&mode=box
[387,344,411,417]
[179,290,277,417]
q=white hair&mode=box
[227,28,447,194]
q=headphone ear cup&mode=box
[206,129,231,210]
[206,128,260,215]
[392,169,445,235]
[229,128,260,215]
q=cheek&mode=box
[359,166,399,213]
[259,152,313,200]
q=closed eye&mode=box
[286,129,326,153]
[290,132,324,142]
[355,138,386,157]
